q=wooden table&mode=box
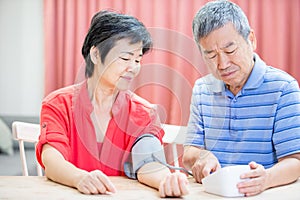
[0,176,299,199]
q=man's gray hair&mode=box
[192,0,251,44]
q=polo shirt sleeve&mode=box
[273,80,300,158]
[185,80,205,147]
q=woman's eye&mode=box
[135,60,141,63]
[120,57,130,61]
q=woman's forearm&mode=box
[41,144,87,188]
[137,162,170,189]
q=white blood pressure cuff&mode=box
[124,134,166,179]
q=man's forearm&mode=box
[182,146,210,169]
[266,155,300,189]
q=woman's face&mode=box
[96,39,143,91]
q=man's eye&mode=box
[208,54,217,59]
[226,49,236,54]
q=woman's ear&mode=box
[90,46,99,64]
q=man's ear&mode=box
[248,29,257,51]
[90,46,99,64]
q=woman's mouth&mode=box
[121,76,133,81]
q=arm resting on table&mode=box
[41,144,87,188]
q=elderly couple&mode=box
[36,0,300,198]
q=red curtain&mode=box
[44,0,300,126]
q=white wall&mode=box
[0,0,44,116]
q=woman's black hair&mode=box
[81,10,153,78]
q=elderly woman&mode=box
[36,10,188,197]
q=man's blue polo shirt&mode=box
[185,54,300,168]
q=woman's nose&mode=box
[127,61,140,73]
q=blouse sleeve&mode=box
[36,100,72,169]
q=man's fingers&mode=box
[202,166,212,177]
[192,167,202,183]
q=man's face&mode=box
[199,23,256,93]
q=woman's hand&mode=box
[158,172,189,197]
[76,170,116,194]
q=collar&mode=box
[73,80,93,115]
[242,53,267,90]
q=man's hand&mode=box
[237,161,267,197]
[158,172,189,197]
[191,151,221,183]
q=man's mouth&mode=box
[220,70,235,78]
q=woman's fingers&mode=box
[77,170,116,194]
[159,172,189,197]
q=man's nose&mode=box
[217,53,230,70]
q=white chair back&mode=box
[12,121,43,176]
[162,124,187,169]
